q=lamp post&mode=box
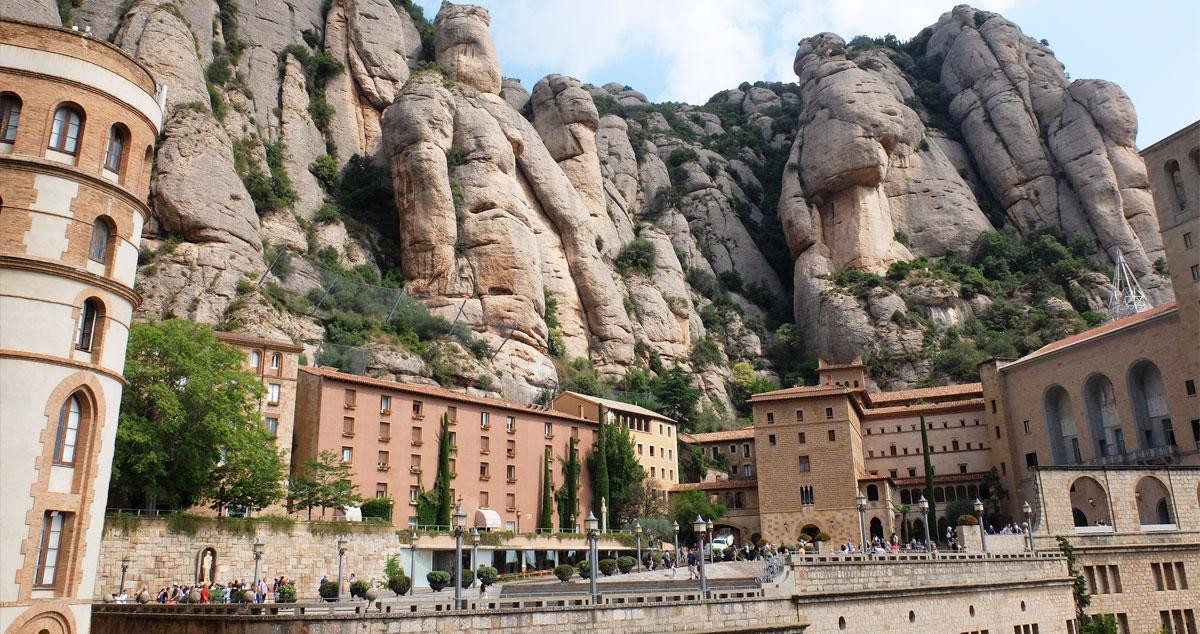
[470,528,480,587]
[585,511,600,603]
[634,522,642,572]
[973,498,987,553]
[856,491,868,555]
[408,532,420,596]
[252,537,265,587]
[918,496,932,555]
[336,537,348,601]
[119,555,130,596]
[452,506,467,610]
[672,521,680,569]
[1022,500,1035,554]
[693,516,708,599]
[705,518,714,564]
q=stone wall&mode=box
[957,525,1029,553]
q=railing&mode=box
[792,551,1062,564]
[1079,444,1178,466]
[106,508,180,517]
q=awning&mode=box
[474,508,502,530]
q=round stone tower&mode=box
[0,17,163,634]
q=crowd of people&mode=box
[106,576,294,604]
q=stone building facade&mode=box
[293,367,598,532]
[0,17,162,634]
[550,391,680,488]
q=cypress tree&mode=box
[433,413,453,527]
[538,450,554,530]
[591,406,610,521]
[556,437,581,531]
[919,414,937,541]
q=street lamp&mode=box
[452,506,467,610]
[336,537,348,601]
[918,496,932,556]
[705,518,714,564]
[408,532,420,596]
[119,555,130,596]
[693,515,708,598]
[973,498,987,553]
[634,522,643,572]
[470,528,480,587]
[252,537,265,587]
[1022,500,1035,554]
[672,521,680,569]
[856,491,868,555]
[585,511,600,603]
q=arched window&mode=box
[88,218,112,263]
[75,298,101,351]
[48,105,84,155]
[1044,385,1079,463]
[1128,361,1169,449]
[249,350,261,368]
[1135,476,1174,527]
[104,124,129,173]
[53,394,83,464]
[270,353,281,370]
[1084,374,1123,458]
[1069,476,1111,527]
[1166,160,1187,211]
[0,93,21,143]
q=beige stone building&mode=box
[294,367,598,533]
[550,391,679,487]
[0,17,162,634]
[677,428,760,541]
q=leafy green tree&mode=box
[651,365,701,430]
[730,361,776,416]
[919,415,937,538]
[416,414,453,527]
[555,437,581,531]
[205,426,286,516]
[589,405,610,519]
[110,320,265,511]
[289,450,361,519]
[601,420,646,527]
[979,466,1009,520]
[671,490,725,545]
[538,451,555,530]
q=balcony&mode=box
[342,431,355,438]
[480,474,490,481]
[1079,444,1178,466]
[506,478,517,484]
[380,408,392,416]
[379,436,391,443]
[344,402,356,410]
[506,450,515,458]
[409,467,422,475]
[411,440,423,447]
[480,449,490,455]
[377,463,390,472]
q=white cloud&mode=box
[419,0,1024,104]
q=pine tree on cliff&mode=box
[919,413,937,541]
[590,405,610,521]
[555,437,581,531]
[538,450,554,531]
[433,413,453,527]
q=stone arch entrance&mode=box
[1135,476,1173,526]
[1069,476,1111,526]
[9,607,73,634]
[869,517,883,540]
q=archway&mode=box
[1083,374,1124,457]
[1043,385,1080,463]
[1128,361,1169,449]
[869,517,883,540]
[911,518,925,542]
[195,547,217,583]
[1135,476,1173,526]
[1069,476,1111,526]
[800,524,821,541]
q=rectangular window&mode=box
[1185,232,1194,249]
[480,462,490,479]
[1192,264,1200,281]
[378,451,389,467]
[412,400,424,418]
[729,444,737,454]
[1186,380,1197,396]
[479,491,489,507]
[1023,420,1030,434]
[380,395,391,414]
[908,467,916,477]
[447,406,457,423]
[341,447,353,463]
[411,426,422,445]
[0,96,19,143]
[35,511,66,587]
[506,415,516,432]
[659,424,664,435]
[1025,452,1039,467]
[798,455,810,473]
[410,454,421,470]
[650,445,655,457]
[481,412,490,428]
[959,463,968,474]
[344,389,356,408]
[343,417,354,436]
[766,412,774,424]
[506,465,516,482]
[544,422,553,437]
[268,383,281,404]
[743,465,752,477]
[264,417,278,437]
[889,469,898,479]
[825,407,833,419]
[743,443,751,458]
[449,458,456,475]
[506,439,516,458]
[410,485,419,503]
[638,444,643,455]
[506,493,516,510]
[827,429,836,441]
[481,436,490,453]
[448,431,457,447]
[651,466,657,477]
[798,432,806,444]
[799,485,814,505]
[996,427,1002,439]
[379,421,390,440]
[795,409,804,422]
[769,434,777,446]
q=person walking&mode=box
[687,548,698,580]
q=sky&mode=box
[414,0,1199,148]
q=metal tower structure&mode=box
[1107,249,1152,320]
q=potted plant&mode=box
[553,564,574,582]
[427,570,451,592]
[318,581,339,601]
[350,579,370,598]
[387,574,410,595]
[459,569,475,588]
[598,558,617,576]
[278,582,297,603]
[477,566,499,588]
[616,556,635,574]
[576,560,591,579]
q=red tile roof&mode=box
[670,479,758,492]
[216,331,305,352]
[748,384,851,402]
[1013,302,1177,364]
[301,366,593,424]
[867,383,982,405]
[861,398,986,419]
[680,428,755,444]
[892,471,989,487]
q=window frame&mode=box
[88,219,111,263]
[34,511,67,588]
[52,394,83,465]
[103,123,128,173]
[75,298,100,352]
[48,105,84,155]
[0,93,21,143]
